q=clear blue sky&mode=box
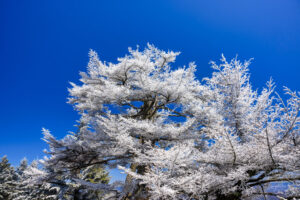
[1,0,300,182]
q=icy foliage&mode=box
[32,45,299,199]
[0,156,17,200]
[0,156,60,200]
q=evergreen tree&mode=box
[13,158,29,199]
[0,156,110,199]
[28,45,300,199]
[13,159,60,200]
[0,156,17,200]
[77,164,110,199]
[57,164,110,200]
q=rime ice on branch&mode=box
[33,44,299,200]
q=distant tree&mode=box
[66,164,110,200]
[78,164,110,199]
[13,159,59,200]
[13,158,30,199]
[0,156,17,200]
[29,45,299,199]
[0,156,110,200]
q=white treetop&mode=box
[30,44,300,200]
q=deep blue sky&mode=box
[1,0,300,182]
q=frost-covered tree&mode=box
[62,164,110,200]
[13,158,30,199]
[0,156,17,200]
[31,45,299,200]
[13,159,59,200]
[76,164,110,199]
[0,156,109,199]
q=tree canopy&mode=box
[26,45,299,200]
